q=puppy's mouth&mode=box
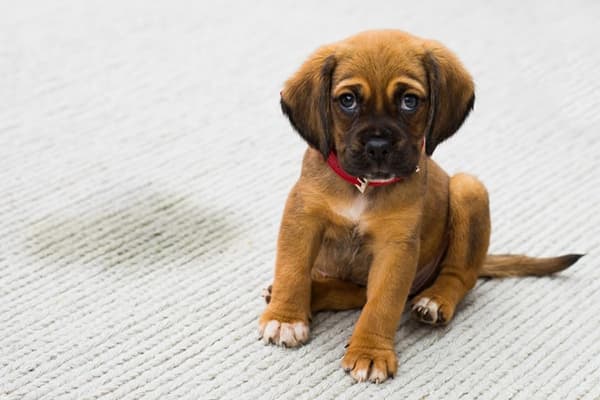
[364,171,396,180]
[342,157,420,181]
[340,137,422,181]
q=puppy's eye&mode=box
[339,93,358,112]
[400,94,419,112]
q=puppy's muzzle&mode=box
[365,138,391,163]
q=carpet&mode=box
[1,1,599,399]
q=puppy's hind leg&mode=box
[311,277,366,313]
[263,277,366,314]
[411,173,491,325]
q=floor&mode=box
[1,1,599,399]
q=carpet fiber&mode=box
[1,1,599,399]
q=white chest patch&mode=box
[335,196,368,223]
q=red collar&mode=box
[326,152,404,193]
[326,138,425,193]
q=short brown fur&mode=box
[260,30,582,383]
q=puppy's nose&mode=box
[365,138,390,162]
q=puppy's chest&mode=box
[316,197,374,284]
[334,196,369,226]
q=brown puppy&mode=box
[258,30,582,383]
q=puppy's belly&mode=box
[312,222,446,293]
[312,224,373,285]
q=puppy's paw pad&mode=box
[411,296,448,325]
[261,285,272,304]
[258,320,309,347]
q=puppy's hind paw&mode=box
[410,295,452,325]
[261,284,272,304]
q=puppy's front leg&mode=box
[259,187,323,347]
[342,239,418,383]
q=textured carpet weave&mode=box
[1,1,599,399]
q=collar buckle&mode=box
[355,178,369,193]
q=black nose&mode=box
[365,138,390,162]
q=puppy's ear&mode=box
[280,46,337,158]
[423,41,475,155]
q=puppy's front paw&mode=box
[341,341,397,383]
[258,310,309,347]
[410,294,453,325]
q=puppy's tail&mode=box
[479,254,584,278]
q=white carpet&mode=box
[1,1,599,399]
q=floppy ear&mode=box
[280,46,337,158]
[423,41,475,155]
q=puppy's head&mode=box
[281,30,474,180]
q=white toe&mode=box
[414,296,440,323]
[260,320,309,347]
[293,322,309,343]
[352,367,369,382]
[369,366,387,384]
[279,323,297,346]
[262,320,280,344]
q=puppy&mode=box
[259,30,582,383]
